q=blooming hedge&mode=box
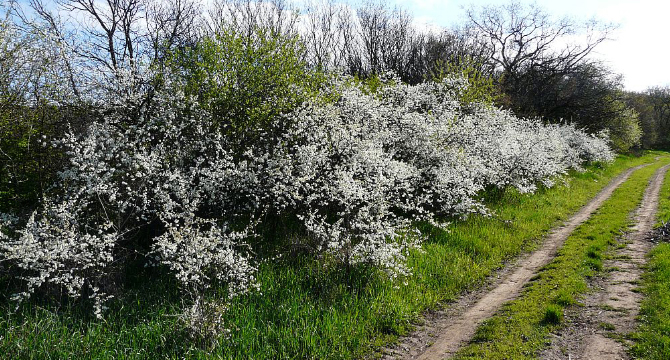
[0,69,613,321]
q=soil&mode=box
[380,164,650,360]
[540,163,670,360]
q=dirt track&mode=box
[382,163,651,360]
[541,163,670,360]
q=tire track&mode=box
[382,163,650,360]
[543,163,670,360]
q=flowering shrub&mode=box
[0,6,80,214]
[1,199,117,318]
[1,78,260,318]
[0,69,614,324]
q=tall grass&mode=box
[0,153,664,359]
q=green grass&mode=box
[542,305,564,325]
[0,153,665,359]
[451,156,670,360]
[631,243,670,359]
[630,160,670,359]
[600,321,616,331]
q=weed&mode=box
[542,305,563,325]
[599,322,616,331]
[553,290,576,306]
[585,257,604,271]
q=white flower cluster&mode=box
[1,199,117,318]
[0,73,613,317]
[260,76,614,272]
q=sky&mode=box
[390,0,670,92]
[12,0,668,92]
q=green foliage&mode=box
[430,58,500,105]
[355,73,387,95]
[0,101,68,213]
[626,87,670,150]
[167,28,332,147]
[552,289,576,306]
[626,91,658,149]
[542,305,563,325]
[607,99,643,153]
[0,7,83,214]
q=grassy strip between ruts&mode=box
[451,155,670,360]
[630,157,670,359]
[0,153,665,360]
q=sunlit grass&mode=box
[451,155,669,359]
[630,159,670,359]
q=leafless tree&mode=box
[26,0,203,98]
[146,0,201,63]
[301,0,349,69]
[414,28,491,82]
[319,1,490,84]
[208,0,298,39]
[466,1,615,78]
[48,0,145,74]
[465,1,616,117]
[22,0,82,99]
[355,2,415,77]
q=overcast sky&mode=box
[390,0,670,92]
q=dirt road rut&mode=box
[382,164,650,360]
[542,163,670,360]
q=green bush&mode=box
[429,57,500,106]
[0,101,70,213]
[608,104,642,153]
[167,28,332,148]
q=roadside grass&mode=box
[630,158,670,359]
[451,156,669,360]
[0,153,664,359]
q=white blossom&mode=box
[0,71,614,319]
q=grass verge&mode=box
[451,156,669,359]
[630,158,670,359]
[0,153,665,359]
